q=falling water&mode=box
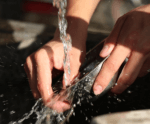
[53,0,72,86]
[10,0,74,124]
[9,1,114,124]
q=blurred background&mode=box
[0,0,150,124]
[0,0,150,45]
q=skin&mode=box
[25,1,150,112]
[24,0,100,113]
[93,5,150,95]
[24,28,87,112]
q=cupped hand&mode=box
[93,5,150,95]
[24,31,86,113]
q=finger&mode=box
[34,49,54,103]
[51,101,71,113]
[111,51,145,94]
[93,45,130,95]
[46,90,71,113]
[138,54,150,77]
[25,55,41,99]
[100,16,127,57]
[47,99,71,113]
[62,47,84,88]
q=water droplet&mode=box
[85,117,88,121]
[88,95,92,99]
[77,99,80,105]
[127,90,132,93]
[85,78,88,82]
[78,93,82,97]
[73,104,76,108]
[10,111,15,115]
[0,94,4,97]
[117,98,121,102]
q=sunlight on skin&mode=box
[93,5,150,95]
[25,0,100,112]
[25,1,150,112]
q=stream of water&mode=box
[10,0,74,124]
[9,1,107,123]
[53,0,72,86]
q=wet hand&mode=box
[93,5,150,95]
[24,33,86,113]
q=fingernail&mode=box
[93,84,103,95]
[100,45,109,57]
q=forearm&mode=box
[66,0,100,45]
[54,0,100,46]
[66,0,101,23]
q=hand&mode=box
[93,5,150,95]
[24,29,86,113]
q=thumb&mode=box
[100,39,115,58]
[100,16,127,57]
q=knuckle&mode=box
[116,17,123,24]
[119,77,131,87]
[114,18,121,27]
[34,49,46,61]
[26,56,32,68]
[125,32,139,47]
[139,46,150,55]
[128,31,139,41]
[116,15,126,23]
[122,81,131,87]
[37,82,42,92]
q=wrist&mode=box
[54,16,88,45]
[66,0,100,24]
[67,16,88,44]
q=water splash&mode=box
[10,69,98,124]
[10,98,42,124]
[10,0,74,123]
